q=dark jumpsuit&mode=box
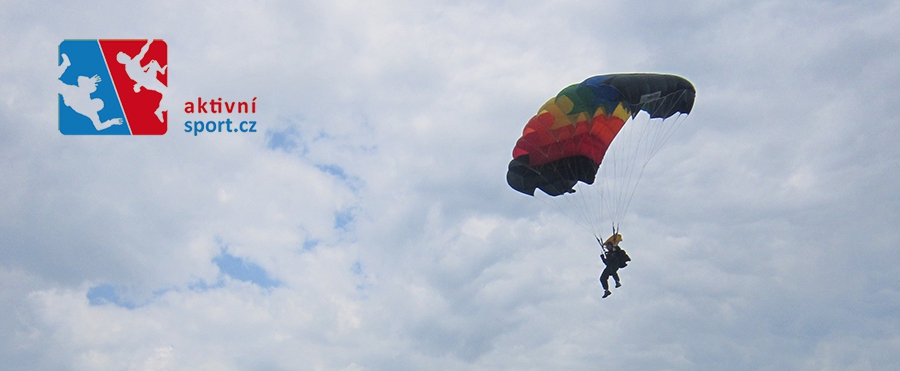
[600,250,622,291]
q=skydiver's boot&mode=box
[615,281,621,288]
[602,290,611,298]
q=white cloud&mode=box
[2,0,900,369]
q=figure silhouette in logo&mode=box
[116,39,167,121]
[58,53,124,131]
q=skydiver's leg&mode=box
[600,267,614,298]
[599,269,611,290]
[612,271,621,287]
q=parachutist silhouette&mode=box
[599,233,630,298]
[116,39,167,121]
[58,53,124,131]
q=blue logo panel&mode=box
[58,40,130,135]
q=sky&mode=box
[1,0,899,370]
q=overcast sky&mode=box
[2,0,899,370]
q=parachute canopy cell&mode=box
[507,73,695,197]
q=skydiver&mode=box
[599,233,630,298]
[116,39,167,121]
[58,53,124,131]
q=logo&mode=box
[58,39,167,135]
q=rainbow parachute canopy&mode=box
[507,73,695,197]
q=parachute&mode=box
[507,73,695,238]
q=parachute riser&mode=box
[596,235,608,258]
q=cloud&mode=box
[1,0,900,370]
